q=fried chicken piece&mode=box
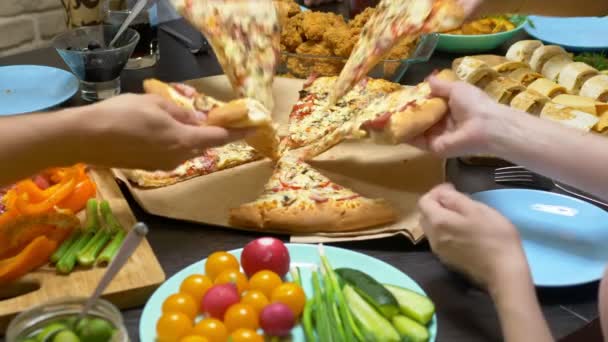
[323,26,358,58]
[288,41,343,77]
[301,11,347,41]
[295,40,332,56]
[281,15,305,52]
[274,0,301,28]
[349,7,376,30]
[385,37,416,60]
[278,0,301,17]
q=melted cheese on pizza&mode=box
[181,0,280,110]
[284,76,406,150]
[330,0,433,102]
[254,157,361,210]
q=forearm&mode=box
[475,0,608,17]
[0,108,85,186]
[490,107,608,201]
[490,267,553,342]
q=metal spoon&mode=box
[80,222,149,318]
[109,0,149,48]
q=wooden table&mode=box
[0,13,601,342]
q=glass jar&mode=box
[6,297,129,342]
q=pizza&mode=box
[295,70,457,160]
[170,0,280,111]
[123,142,262,188]
[229,155,397,232]
[328,0,465,104]
[143,78,280,160]
[279,75,402,155]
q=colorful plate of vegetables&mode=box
[140,238,437,341]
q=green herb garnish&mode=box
[574,52,608,71]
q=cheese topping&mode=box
[181,0,280,110]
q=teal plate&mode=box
[140,244,437,341]
[436,20,525,54]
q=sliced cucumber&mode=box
[384,284,435,325]
[343,284,400,342]
[392,315,430,342]
[336,268,399,319]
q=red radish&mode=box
[241,237,290,278]
[260,303,295,336]
[201,283,239,319]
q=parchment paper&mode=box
[113,76,445,243]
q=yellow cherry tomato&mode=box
[205,251,240,280]
[162,293,199,320]
[192,318,228,342]
[180,274,213,304]
[240,290,269,314]
[223,303,259,332]
[214,269,249,294]
[248,270,282,299]
[229,328,264,342]
[271,282,306,317]
[180,336,209,342]
[156,312,193,342]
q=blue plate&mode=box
[0,65,79,116]
[472,189,608,287]
[525,16,608,51]
[140,244,437,341]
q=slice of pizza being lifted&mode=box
[171,0,281,111]
[279,75,402,154]
[143,78,280,160]
[229,155,397,233]
[295,70,457,160]
[329,0,465,104]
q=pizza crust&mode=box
[382,98,448,143]
[229,198,397,233]
[143,79,197,111]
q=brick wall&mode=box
[0,1,68,57]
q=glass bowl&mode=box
[53,25,139,101]
[6,297,129,342]
[278,34,438,82]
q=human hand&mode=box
[418,183,529,290]
[409,76,512,157]
[73,94,248,171]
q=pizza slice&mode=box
[279,75,402,154]
[143,78,280,160]
[123,142,262,188]
[328,0,465,104]
[171,0,280,111]
[229,155,397,232]
[297,70,456,160]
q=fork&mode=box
[494,166,608,209]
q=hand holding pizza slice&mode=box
[298,70,458,160]
[143,79,280,160]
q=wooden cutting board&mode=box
[0,168,165,333]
